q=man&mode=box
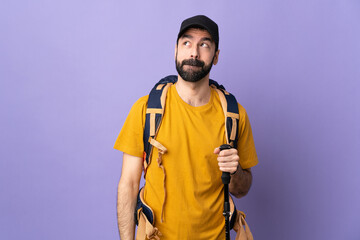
[114,15,258,240]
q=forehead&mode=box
[180,28,213,41]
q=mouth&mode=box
[183,65,201,71]
[181,59,204,68]
[185,64,201,67]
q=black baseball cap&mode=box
[177,15,219,51]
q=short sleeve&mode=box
[237,104,258,169]
[113,96,149,158]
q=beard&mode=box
[175,55,214,83]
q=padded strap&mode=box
[146,109,162,137]
[144,79,173,176]
[213,88,240,147]
[214,88,229,144]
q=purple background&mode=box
[1,1,359,239]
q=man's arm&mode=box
[228,167,252,198]
[117,153,143,240]
[214,148,253,198]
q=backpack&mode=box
[134,75,253,240]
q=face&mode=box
[175,28,219,83]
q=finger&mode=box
[213,147,220,154]
[219,168,237,173]
[217,155,240,163]
[219,148,238,156]
[218,165,238,173]
[218,162,239,168]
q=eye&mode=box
[184,41,190,46]
[200,42,209,48]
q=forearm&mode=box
[117,180,139,240]
[229,168,252,198]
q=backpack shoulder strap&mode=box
[143,75,177,172]
[210,80,240,148]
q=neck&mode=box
[175,74,211,107]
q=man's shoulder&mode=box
[126,95,149,120]
[237,102,247,117]
[131,95,149,109]
[136,95,149,103]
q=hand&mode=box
[214,147,240,173]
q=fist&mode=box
[214,147,239,173]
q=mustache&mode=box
[181,59,205,68]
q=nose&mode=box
[190,45,199,59]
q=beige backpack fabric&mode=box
[233,211,254,240]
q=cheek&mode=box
[176,51,187,63]
[203,55,214,65]
[199,49,214,60]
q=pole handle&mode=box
[220,144,232,184]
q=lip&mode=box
[184,64,201,68]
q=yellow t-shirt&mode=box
[114,84,258,239]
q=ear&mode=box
[174,44,178,60]
[213,49,220,65]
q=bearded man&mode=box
[114,15,258,240]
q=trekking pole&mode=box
[219,144,232,240]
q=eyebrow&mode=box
[201,37,213,42]
[181,34,193,39]
[181,34,213,43]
